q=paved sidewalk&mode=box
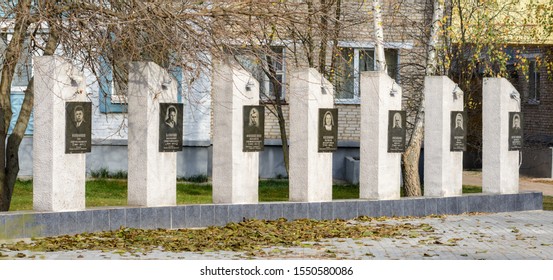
[463,170,553,196]
[1,211,552,260]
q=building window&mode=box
[528,59,540,104]
[334,47,399,103]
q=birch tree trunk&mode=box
[401,0,444,197]
[372,0,386,72]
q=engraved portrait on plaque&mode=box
[159,103,183,152]
[450,111,467,151]
[65,102,92,154]
[509,112,523,150]
[387,110,406,153]
[318,108,338,152]
[243,105,265,152]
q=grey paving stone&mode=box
[200,205,215,227]
[228,205,243,223]
[141,207,171,229]
[295,203,309,220]
[171,206,186,229]
[184,205,201,228]
[59,211,79,235]
[257,204,271,221]
[109,209,126,231]
[282,203,295,221]
[391,200,404,217]
[92,210,110,232]
[308,202,321,220]
[269,204,283,220]
[321,202,333,220]
[214,205,229,226]
[380,200,393,217]
[424,198,438,216]
[125,208,141,229]
[242,204,257,220]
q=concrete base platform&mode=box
[0,192,543,239]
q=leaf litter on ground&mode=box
[1,216,440,255]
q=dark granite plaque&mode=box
[65,102,91,153]
[318,108,338,152]
[159,103,183,152]
[450,111,467,151]
[509,112,523,150]
[388,110,406,153]
[243,105,265,152]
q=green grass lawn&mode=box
[8,179,553,211]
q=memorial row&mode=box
[33,57,523,212]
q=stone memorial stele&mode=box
[128,62,178,207]
[483,78,521,194]
[212,61,260,204]
[33,56,88,211]
[424,76,464,197]
[289,68,334,202]
[360,71,402,200]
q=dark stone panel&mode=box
[467,195,487,213]
[257,204,271,221]
[269,204,283,221]
[109,209,126,231]
[424,198,438,216]
[228,205,243,223]
[486,195,501,213]
[92,210,110,232]
[141,207,171,229]
[200,205,215,227]
[34,213,60,237]
[357,201,370,217]
[390,200,404,217]
[214,205,229,226]
[380,200,393,217]
[4,214,28,239]
[308,203,322,220]
[125,208,141,229]
[242,204,257,220]
[0,215,5,238]
[333,201,347,220]
[282,203,295,221]
[436,198,447,215]
[320,202,333,220]
[171,206,186,229]
[59,211,79,235]
[500,194,516,212]
[184,205,201,228]
[340,201,359,220]
[412,199,426,217]
[445,197,459,215]
[403,199,415,217]
[532,192,544,210]
[295,203,309,220]
[457,196,469,214]
[367,200,381,217]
